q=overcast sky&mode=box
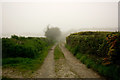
[0,0,119,37]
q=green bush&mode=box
[66,31,120,80]
[67,46,120,80]
[2,35,53,73]
[2,35,51,58]
[66,32,120,64]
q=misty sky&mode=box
[0,0,119,37]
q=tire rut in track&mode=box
[32,44,79,78]
[31,45,56,78]
[5,43,104,78]
[54,45,79,78]
[59,43,103,78]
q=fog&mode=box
[0,0,118,37]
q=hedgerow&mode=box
[2,35,51,58]
[66,31,120,80]
[2,35,53,76]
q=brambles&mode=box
[66,31,120,64]
[104,34,120,65]
[66,31,120,80]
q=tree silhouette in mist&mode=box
[45,25,61,42]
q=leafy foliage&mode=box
[2,35,53,75]
[103,34,120,65]
[66,31,120,64]
[2,35,51,58]
[66,31,120,80]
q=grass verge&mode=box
[54,44,64,60]
[2,45,53,77]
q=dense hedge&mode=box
[2,35,51,58]
[66,31,120,79]
[66,31,120,64]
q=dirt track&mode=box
[59,43,101,78]
[31,45,56,78]
[3,43,103,78]
[31,43,102,78]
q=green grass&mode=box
[2,45,53,74]
[54,44,64,60]
[2,35,54,78]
